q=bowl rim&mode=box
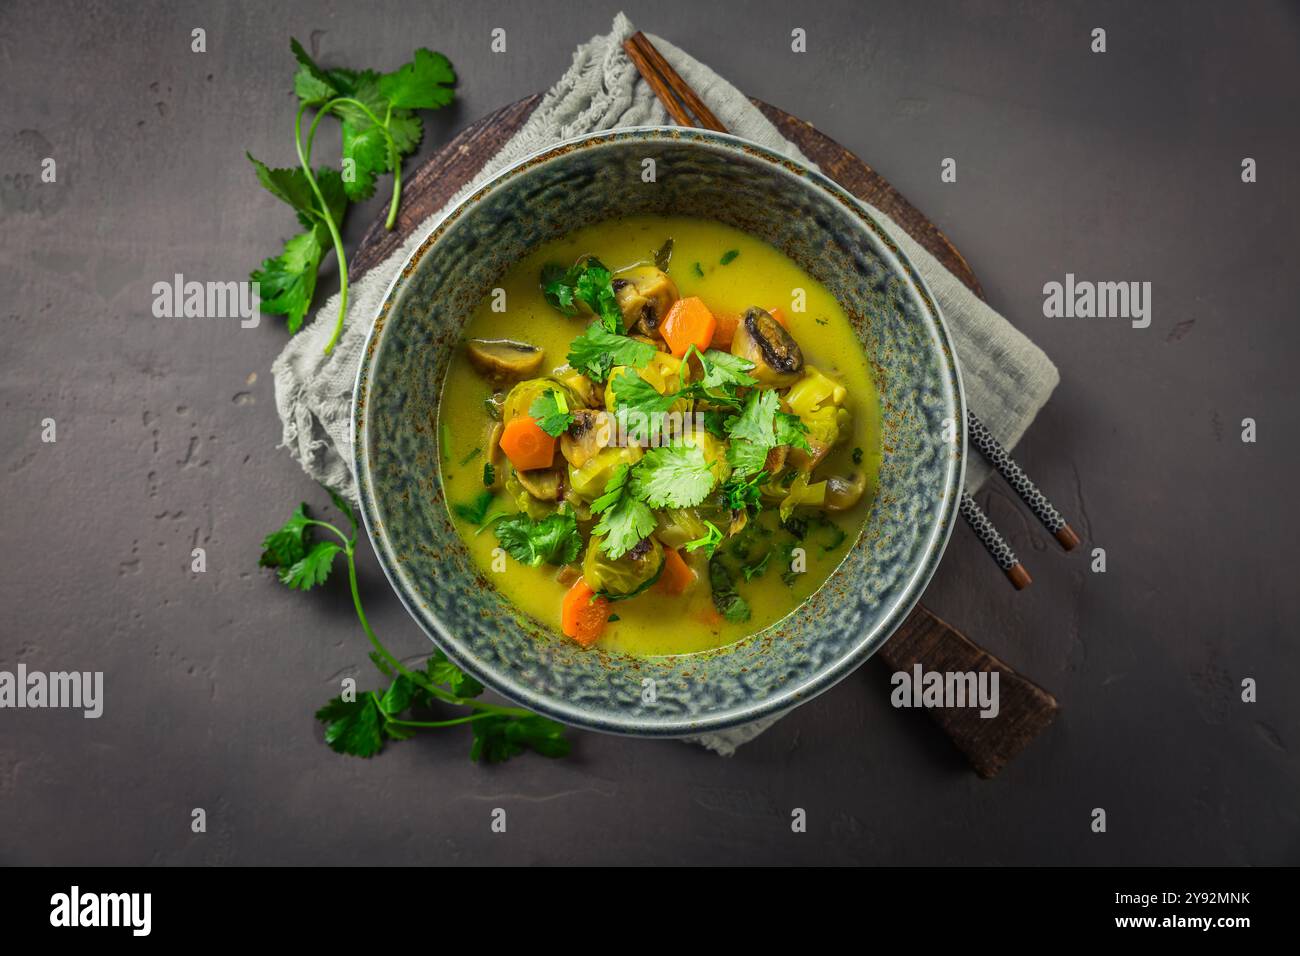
[353,125,967,737]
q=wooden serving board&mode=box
[354,95,1055,778]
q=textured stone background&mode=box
[1,0,1296,865]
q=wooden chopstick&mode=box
[624,32,727,132]
[623,30,1043,589]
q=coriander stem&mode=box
[384,103,400,230]
[294,102,349,355]
[387,712,496,729]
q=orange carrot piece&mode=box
[498,416,555,471]
[656,548,696,596]
[561,577,609,646]
[710,311,740,349]
[661,296,717,357]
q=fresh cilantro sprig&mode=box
[591,464,658,560]
[250,40,456,352]
[528,389,575,437]
[260,491,569,762]
[566,324,656,382]
[629,444,718,509]
[723,388,812,476]
[494,511,583,567]
[541,258,625,333]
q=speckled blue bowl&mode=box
[353,128,965,737]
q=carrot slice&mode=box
[498,416,555,471]
[710,311,740,349]
[661,296,718,357]
[561,577,609,647]
[656,548,696,596]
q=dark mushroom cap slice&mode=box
[733,307,804,386]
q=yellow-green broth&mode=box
[438,215,881,657]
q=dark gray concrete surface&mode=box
[1,0,1297,866]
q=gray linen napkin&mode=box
[272,13,1059,755]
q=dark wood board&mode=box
[354,94,1053,776]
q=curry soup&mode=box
[438,215,881,657]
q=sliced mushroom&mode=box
[613,267,679,335]
[823,472,867,511]
[731,307,804,387]
[466,338,545,383]
[514,466,562,501]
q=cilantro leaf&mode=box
[629,443,719,509]
[290,38,339,104]
[741,551,772,581]
[340,121,391,200]
[692,347,758,389]
[566,323,656,382]
[259,503,312,568]
[452,489,496,524]
[427,650,484,698]
[379,48,457,110]
[775,411,813,453]
[708,555,751,623]
[482,461,495,487]
[315,693,384,757]
[719,470,768,512]
[494,511,582,567]
[591,464,658,559]
[541,259,624,332]
[281,540,343,590]
[684,520,724,557]
[247,154,320,229]
[529,389,574,437]
[727,388,780,446]
[720,249,740,265]
[726,438,769,477]
[471,713,572,763]
[251,227,326,333]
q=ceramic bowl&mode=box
[353,128,965,737]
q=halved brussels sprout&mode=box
[584,535,664,596]
[560,408,615,469]
[568,446,643,501]
[503,377,581,423]
[654,508,709,550]
[505,470,556,520]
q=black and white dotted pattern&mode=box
[959,492,1019,572]
[967,411,1066,535]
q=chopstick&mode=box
[967,411,1079,550]
[624,32,727,132]
[623,30,1056,589]
[960,493,1031,590]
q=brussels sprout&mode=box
[505,469,556,521]
[502,377,581,424]
[654,508,709,549]
[568,446,643,501]
[584,535,664,597]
